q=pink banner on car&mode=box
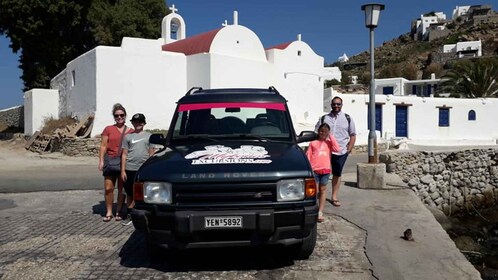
[178,102,286,112]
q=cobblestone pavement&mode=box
[0,191,373,280]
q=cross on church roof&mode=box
[169,4,178,14]
[222,20,228,27]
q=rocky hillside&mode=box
[341,14,498,83]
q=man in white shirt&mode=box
[315,96,356,207]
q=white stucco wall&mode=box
[23,89,59,135]
[65,50,97,120]
[92,39,187,136]
[322,67,342,81]
[209,53,272,88]
[267,40,324,133]
[328,92,498,146]
[210,25,267,62]
[186,54,211,89]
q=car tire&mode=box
[290,223,317,260]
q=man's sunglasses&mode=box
[331,103,342,106]
[114,114,125,118]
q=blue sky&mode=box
[0,0,489,109]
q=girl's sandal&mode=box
[318,212,325,223]
[115,214,123,221]
[103,215,113,222]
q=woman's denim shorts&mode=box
[313,172,330,186]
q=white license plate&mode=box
[205,216,243,228]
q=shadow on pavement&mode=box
[92,201,107,217]
[117,230,297,272]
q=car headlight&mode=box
[277,179,305,201]
[143,182,172,204]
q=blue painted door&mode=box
[396,106,408,137]
[367,104,383,135]
[376,104,382,135]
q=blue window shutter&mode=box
[439,108,449,127]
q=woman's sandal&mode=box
[115,214,123,221]
[103,215,113,222]
[318,211,325,223]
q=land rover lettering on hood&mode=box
[131,87,318,259]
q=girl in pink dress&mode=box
[306,123,340,222]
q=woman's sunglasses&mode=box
[114,114,125,118]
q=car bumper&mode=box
[131,206,318,249]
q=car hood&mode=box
[137,141,312,183]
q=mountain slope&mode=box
[342,16,498,82]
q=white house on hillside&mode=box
[373,74,443,97]
[414,12,447,40]
[443,40,482,58]
[452,6,470,20]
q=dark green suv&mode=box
[131,87,318,259]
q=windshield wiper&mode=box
[175,135,219,142]
[236,134,272,142]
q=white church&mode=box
[23,5,498,147]
[24,6,328,139]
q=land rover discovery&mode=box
[131,87,318,259]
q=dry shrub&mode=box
[41,116,77,134]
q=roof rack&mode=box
[185,87,203,96]
[185,86,280,96]
[268,86,280,95]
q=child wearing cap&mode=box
[120,113,154,225]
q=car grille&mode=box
[173,182,275,205]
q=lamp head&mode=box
[361,3,385,28]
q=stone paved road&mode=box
[0,191,373,280]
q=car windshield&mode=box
[170,102,292,143]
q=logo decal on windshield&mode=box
[185,145,272,165]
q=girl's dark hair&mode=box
[318,123,330,130]
[112,103,127,116]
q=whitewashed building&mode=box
[25,7,326,137]
[452,6,471,20]
[373,74,443,97]
[23,5,498,148]
[415,12,447,40]
[443,40,482,58]
[323,88,498,146]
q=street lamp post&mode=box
[361,3,384,164]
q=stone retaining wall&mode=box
[0,106,24,129]
[51,138,100,157]
[380,149,498,215]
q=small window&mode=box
[71,70,76,86]
[382,86,394,95]
[439,108,450,127]
[297,50,301,56]
[468,110,476,121]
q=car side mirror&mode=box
[296,131,317,143]
[149,133,166,145]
